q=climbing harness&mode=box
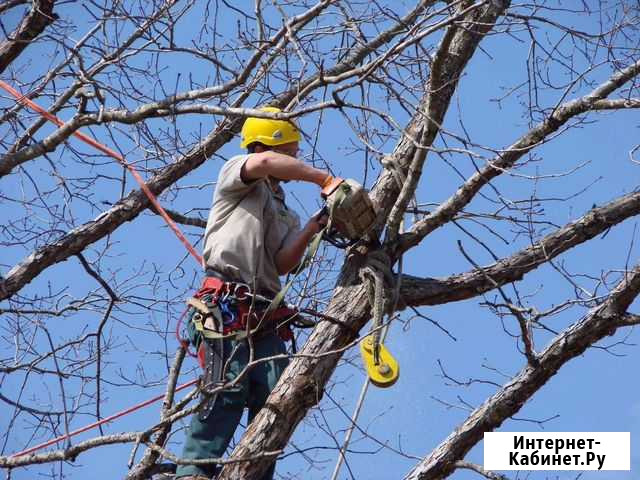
[188,277,300,341]
[185,276,302,419]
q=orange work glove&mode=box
[320,175,344,198]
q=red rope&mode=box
[1,81,205,457]
[11,378,198,458]
[0,80,204,266]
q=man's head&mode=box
[240,106,301,156]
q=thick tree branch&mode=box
[0,0,57,74]
[618,312,640,326]
[399,189,640,307]
[404,265,640,479]
[591,98,640,110]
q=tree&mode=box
[1,1,639,479]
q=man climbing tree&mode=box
[176,108,334,480]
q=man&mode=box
[176,107,339,480]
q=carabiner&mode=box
[218,298,236,326]
[231,282,250,301]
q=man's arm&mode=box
[241,151,327,185]
[275,214,327,275]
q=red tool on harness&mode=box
[188,277,298,368]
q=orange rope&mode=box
[0,80,204,266]
[11,379,199,458]
[1,80,205,457]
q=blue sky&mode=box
[1,1,639,479]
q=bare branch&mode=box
[0,0,29,15]
[0,0,57,74]
[398,58,640,254]
[400,189,640,308]
[455,461,511,480]
[404,265,640,479]
[456,240,539,367]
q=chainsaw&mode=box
[319,177,377,248]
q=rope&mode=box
[10,379,198,458]
[0,80,204,266]
[358,250,394,364]
[0,80,207,457]
[332,214,405,480]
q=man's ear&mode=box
[253,144,267,153]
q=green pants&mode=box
[176,332,289,479]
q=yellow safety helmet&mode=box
[240,106,301,149]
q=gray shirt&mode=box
[203,155,301,295]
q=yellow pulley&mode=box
[359,335,399,388]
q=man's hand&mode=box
[305,208,329,235]
[275,210,328,275]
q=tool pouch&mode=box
[325,179,377,240]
